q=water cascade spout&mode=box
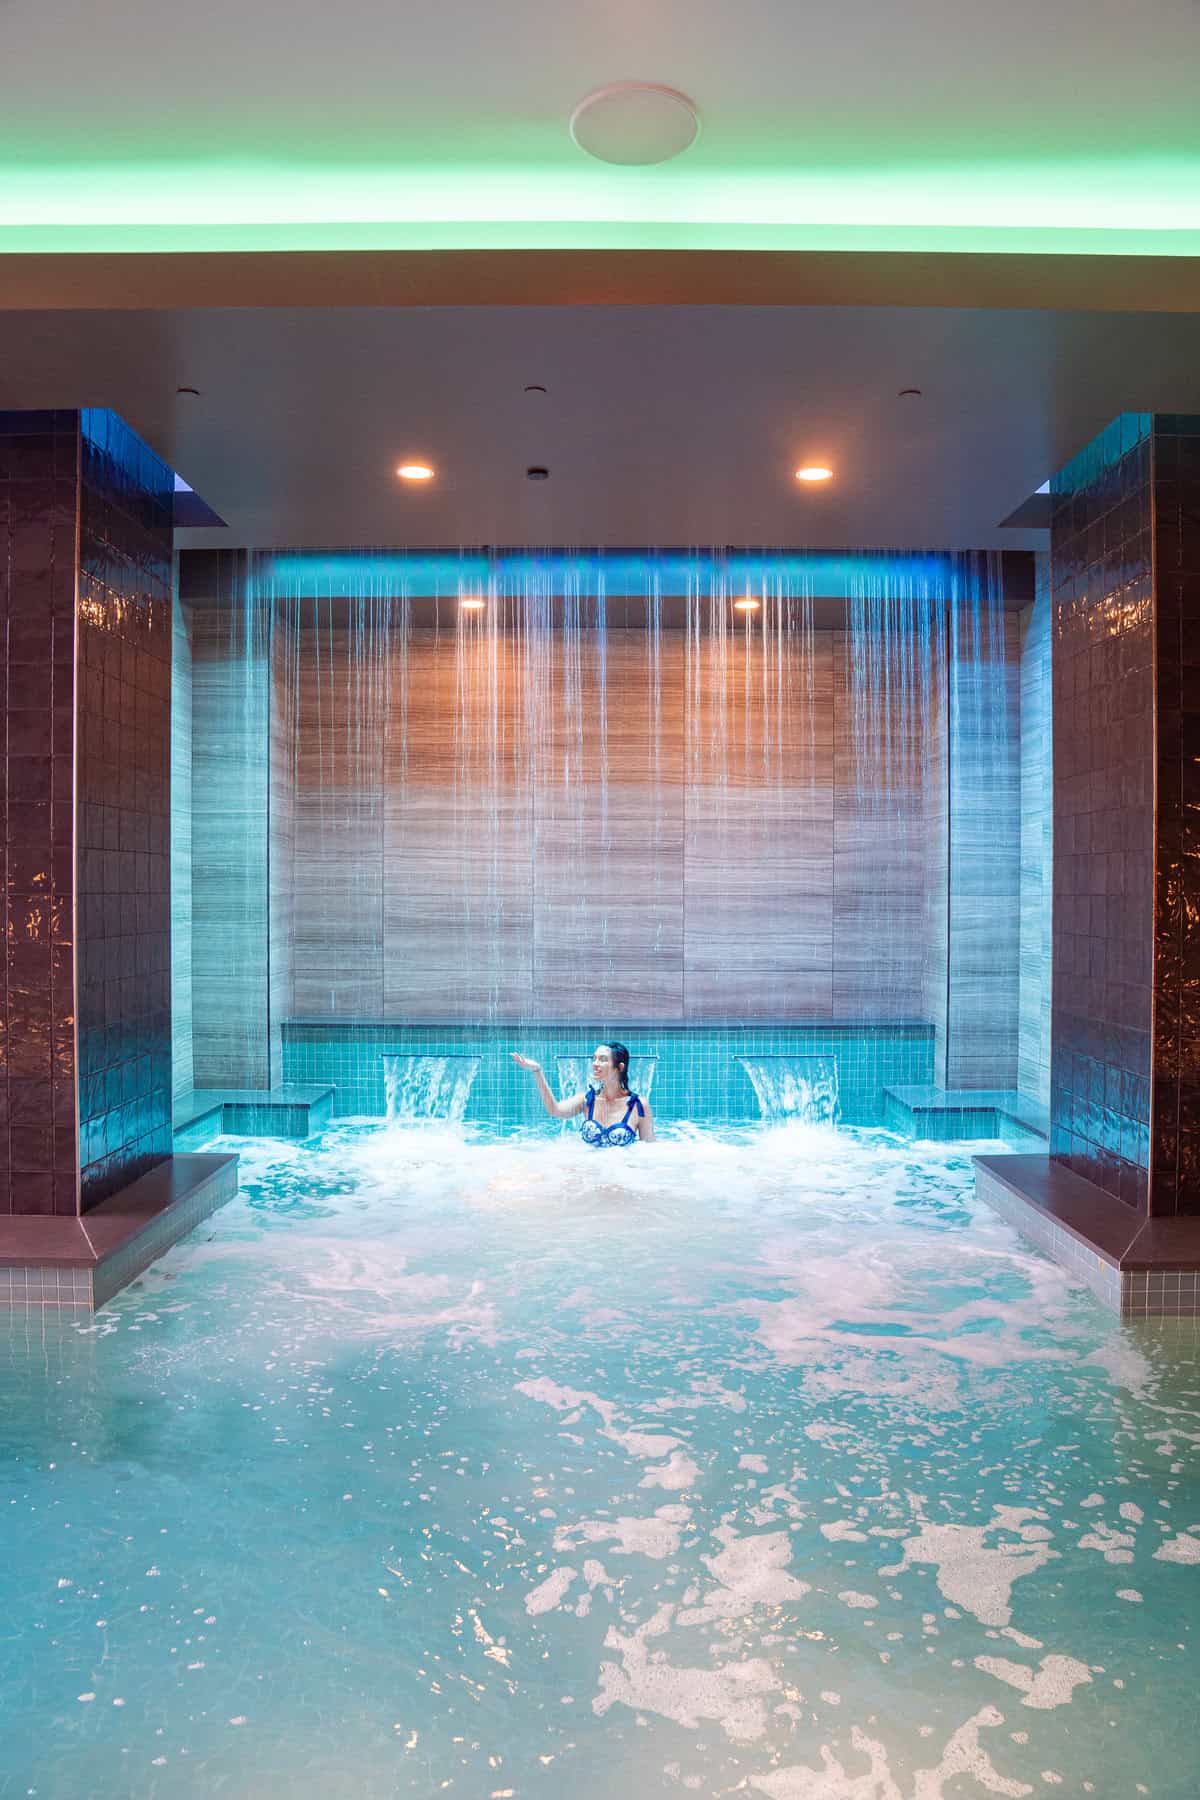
[383,1055,481,1123]
[738,1054,840,1125]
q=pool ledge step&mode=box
[886,1086,1048,1144]
[173,1086,334,1145]
[0,1153,239,1314]
[975,1153,1200,1316]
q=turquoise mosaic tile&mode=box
[282,1023,935,1126]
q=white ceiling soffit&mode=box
[2,304,1199,550]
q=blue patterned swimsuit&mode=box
[580,1086,644,1148]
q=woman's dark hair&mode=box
[606,1040,632,1093]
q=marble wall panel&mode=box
[268,603,296,1082]
[171,595,194,1102]
[944,608,1021,1089]
[189,589,273,1087]
[831,629,939,1024]
[1018,572,1053,1109]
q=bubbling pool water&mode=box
[2,1119,1198,1799]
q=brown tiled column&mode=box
[1,408,174,1216]
[1049,412,1200,1215]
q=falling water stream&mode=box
[185,551,1013,1107]
[738,1053,841,1125]
[382,1055,482,1124]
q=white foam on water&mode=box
[751,1708,1033,1799]
[515,1376,681,1461]
[974,1654,1092,1709]
[642,1374,748,1415]
[1077,1524,1135,1564]
[676,1529,811,1626]
[1153,1531,1200,1564]
[838,1591,879,1610]
[525,1567,577,1616]
[555,1508,690,1561]
[1082,1340,1154,1396]
[740,1454,770,1473]
[639,1450,700,1491]
[593,1604,777,1743]
[883,1508,1058,1627]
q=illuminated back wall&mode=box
[174,549,1047,1101]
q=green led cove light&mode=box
[2,155,1200,255]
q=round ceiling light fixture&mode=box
[397,462,435,482]
[526,465,550,481]
[795,465,834,484]
[570,83,699,166]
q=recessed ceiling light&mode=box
[397,462,435,482]
[526,466,550,481]
[570,83,699,166]
[459,597,486,611]
[734,597,761,612]
[795,465,834,483]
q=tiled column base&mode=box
[0,1266,96,1314]
[0,1153,238,1314]
[975,1154,1200,1317]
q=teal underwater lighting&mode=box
[257,549,996,600]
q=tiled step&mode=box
[976,1153,1200,1316]
[883,1085,1049,1145]
[0,1153,239,1313]
[173,1086,334,1146]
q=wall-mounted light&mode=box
[459,597,486,611]
[733,597,761,612]
[794,465,833,484]
[397,462,435,482]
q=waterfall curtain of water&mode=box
[382,1055,482,1123]
[737,1054,841,1125]
[219,551,1013,1115]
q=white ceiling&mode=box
[2,303,1198,549]
[0,0,1193,167]
[0,0,1198,249]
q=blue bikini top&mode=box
[580,1086,644,1148]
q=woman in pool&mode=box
[511,1041,655,1146]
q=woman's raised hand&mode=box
[510,1052,541,1072]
